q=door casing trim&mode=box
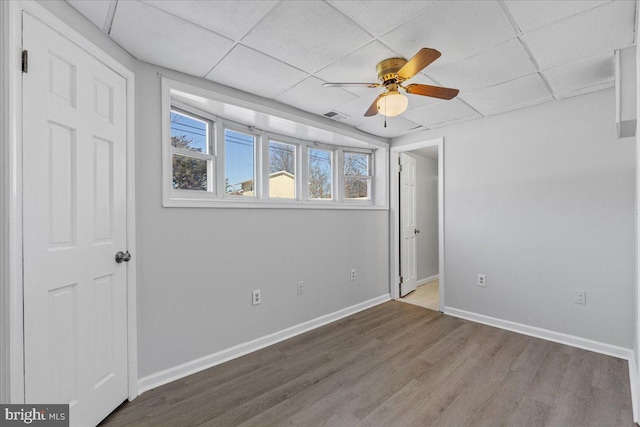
[389,138,445,309]
[1,0,138,402]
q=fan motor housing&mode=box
[376,57,408,83]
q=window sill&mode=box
[163,196,388,210]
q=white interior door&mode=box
[400,153,418,297]
[22,13,128,427]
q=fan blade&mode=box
[405,84,459,100]
[365,94,384,117]
[322,82,381,88]
[396,48,441,80]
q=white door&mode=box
[400,153,418,296]
[22,13,129,427]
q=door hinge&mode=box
[398,165,403,172]
[22,50,28,73]
[399,276,404,284]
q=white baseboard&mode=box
[628,355,638,423]
[417,274,439,287]
[137,294,391,394]
[443,306,634,361]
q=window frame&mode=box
[222,122,261,199]
[307,143,335,202]
[343,149,374,203]
[266,134,301,201]
[167,104,217,199]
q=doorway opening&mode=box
[390,138,444,312]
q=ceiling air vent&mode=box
[323,110,349,121]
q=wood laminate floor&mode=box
[100,302,633,427]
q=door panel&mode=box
[23,13,128,427]
[400,153,418,296]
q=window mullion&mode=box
[336,147,344,203]
[301,142,309,201]
[216,119,225,198]
[260,132,269,200]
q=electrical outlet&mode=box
[575,289,586,305]
[297,281,304,295]
[350,268,356,281]
[252,289,261,306]
[477,274,486,287]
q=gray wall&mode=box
[395,88,636,349]
[409,153,439,282]
[135,67,390,377]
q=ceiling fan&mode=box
[323,48,459,118]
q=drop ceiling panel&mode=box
[67,0,112,30]
[542,53,614,97]
[380,1,516,67]
[461,73,552,115]
[110,1,233,77]
[315,41,397,88]
[426,39,537,94]
[357,115,422,138]
[505,0,611,33]
[273,76,358,116]
[141,0,278,41]
[523,0,636,69]
[205,45,308,99]
[241,1,372,73]
[328,1,438,37]
[404,99,480,128]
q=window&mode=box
[269,140,296,199]
[224,129,256,197]
[170,109,214,192]
[308,147,332,200]
[163,78,387,209]
[344,151,372,200]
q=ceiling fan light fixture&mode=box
[377,91,408,117]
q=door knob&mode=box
[115,251,131,263]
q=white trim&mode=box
[138,294,391,394]
[629,355,639,423]
[443,306,634,360]
[6,0,138,402]
[389,137,445,312]
[417,274,439,287]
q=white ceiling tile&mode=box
[141,0,278,41]
[205,45,308,99]
[505,0,610,33]
[331,95,380,128]
[110,1,233,77]
[426,39,537,94]
[380,1,516,67]
[66,0,112,30]
[542,53,614,96]
[357,115,423,138]
[241,1,373,74]
[461,73,552,115]
[523,0,636,69]
[328,1,438,37]
[273,76,358,116]
[404,99,480,127]
[315,41,397,87]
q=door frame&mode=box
[0,0,138,403]
[389,137,445,310]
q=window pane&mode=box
[345,177,370,200]
[269,141,296,199]
[344,152,370,177]
[171,110,209,153]
[172,154,208,191]
[225,129,255,196]
[308,148,332,199]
